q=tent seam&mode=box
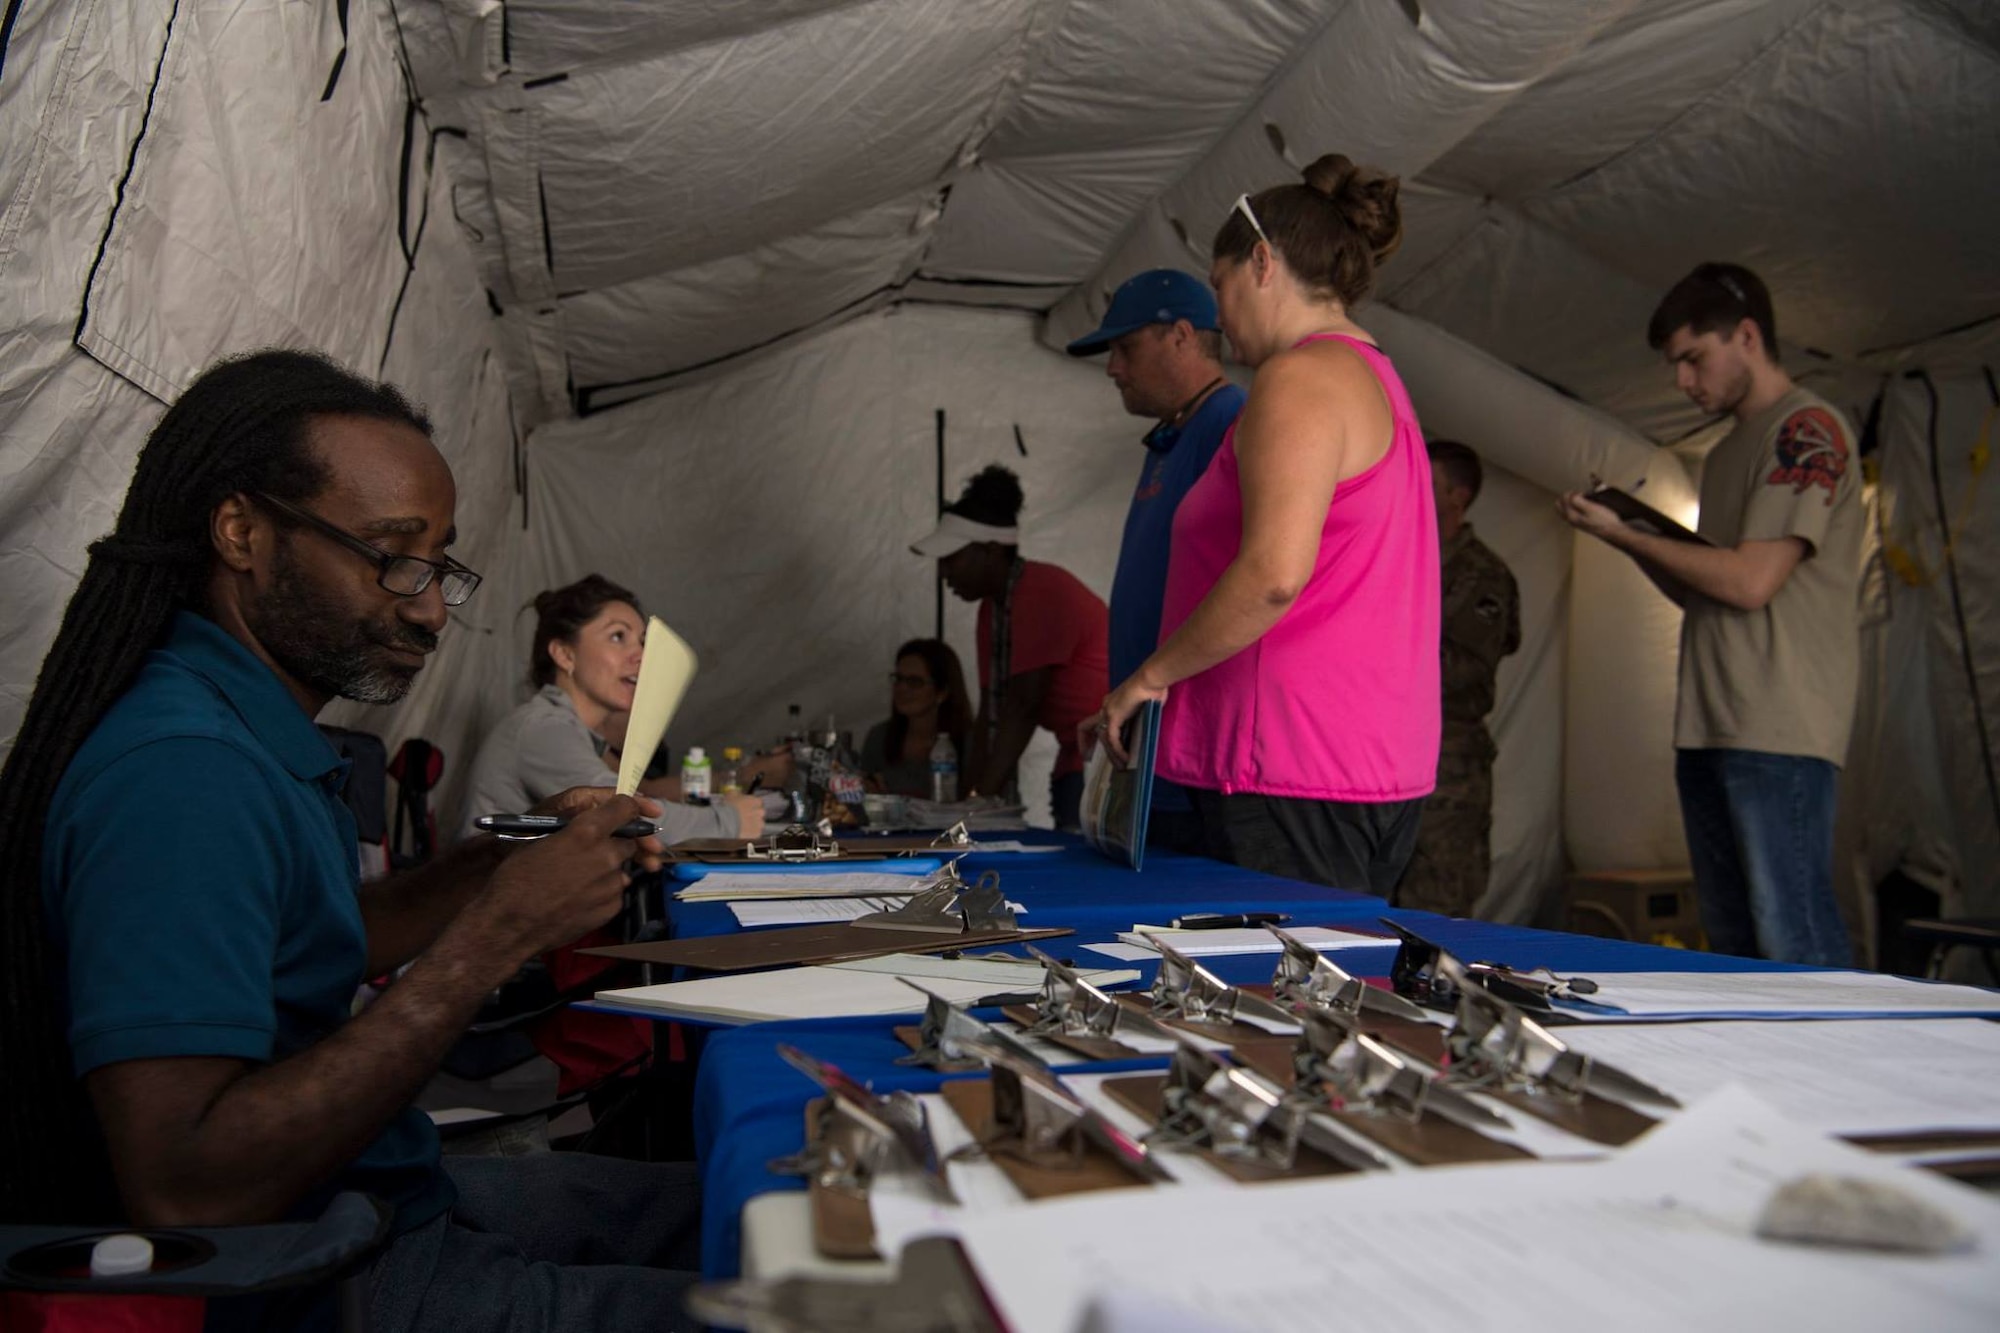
[71,0,182,406]
[1538,0,1840,195]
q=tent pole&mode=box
[935,409,946,640]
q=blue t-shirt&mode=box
[1108,383,1244,813]
[43,611,452,1233]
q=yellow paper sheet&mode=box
[616,616,697,796]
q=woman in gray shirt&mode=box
[459,575,766,843]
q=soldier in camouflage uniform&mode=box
[1396,440,1519,916]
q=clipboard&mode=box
[1096,1074,1356,1184]
[938,1078,1160,1201]
[580,922,1072,972]
[1079,700,1160,869]
[666,835,959,863]
[1587,479,1712,546]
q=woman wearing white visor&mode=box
[911,467,1108,831]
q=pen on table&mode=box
[475,813,658,840]
[746,773,766,795]
[1170,911,1291,930]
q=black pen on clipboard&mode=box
[1169,911,1290,930]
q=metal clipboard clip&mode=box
[1021,946,1181,1048]
[1268,925,1430,1023]
[928,821,973,850]
[1152,1040,1390,1173]
[894,980,1041,1070]
[960,1037,1171,1182]
[1441,955,1680,1111]
[1148,937,1300,1032]
[1384,919,1602,1012]
[851,860,1017,934]
[1290,1009,1509,1133]
[746,822,843,862]
[767,1045,956,1202]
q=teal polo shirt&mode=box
[43,611,452,1233]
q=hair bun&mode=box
[955,464,1025,526]
[1302,152,1403,265]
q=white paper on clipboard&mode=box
[616,616,698,796]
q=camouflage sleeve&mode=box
[1440,564,1519,696]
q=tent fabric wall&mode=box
[0,0,515,834]
[1835,371,2000,975]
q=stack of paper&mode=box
[1557,1018,2000,1136]
[1549,968,2000,1021]
[946,1088,2000,1332]
[1084,926,1391,963]
[905,798,1027,831]
[593,953,1137,1026]
[728,896,1027,929]
[673,870,930,903]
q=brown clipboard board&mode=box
[937,1078,1157,1201]
[798,1098,881,1260]
[1097,1074,1356,1183]
[581,923,1072,972]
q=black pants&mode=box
[1050,769,1084,832]
[1188,788,1424,896]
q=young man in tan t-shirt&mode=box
[1559,263,1859,966]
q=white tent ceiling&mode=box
[400,0,2000,436]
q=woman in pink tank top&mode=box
[1085,153,1440,895]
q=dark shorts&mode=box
[1187,788,1424,897]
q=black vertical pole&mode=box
[934,408,946,640]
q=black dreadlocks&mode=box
[0,348,431,1223]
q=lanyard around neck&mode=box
[1143,377,1227,452]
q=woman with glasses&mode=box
[459,574,767,844]
[860,639,972,797]
[1086,153,1441,896]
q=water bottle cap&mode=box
[722,746,743,760]
[686,746,706,762]
[90,1234,153,1277]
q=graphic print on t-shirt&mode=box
[1766,406,1848,505]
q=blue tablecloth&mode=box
[679,837,1804,1276]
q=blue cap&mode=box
[1065,269,1218,356]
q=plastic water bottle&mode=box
[681,746,712,802]
[719,746,744,793]
[929,734,958,804]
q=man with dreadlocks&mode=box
[0,350,705,1330]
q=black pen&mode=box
[1169,912,1290,930]
[475,813,659,841]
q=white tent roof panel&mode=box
[561,195,927,389]
[972,0,1326,159]
[1514,0,2000,360]
[476,0,1037,295]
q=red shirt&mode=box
[976,560,1110,779]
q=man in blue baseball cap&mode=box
[1066,269,1244,853]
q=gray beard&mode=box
[248,538,433,705]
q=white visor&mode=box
[910,512,1018,558]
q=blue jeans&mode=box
[366,1154,703,1332]
[1675,748,1850,966]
